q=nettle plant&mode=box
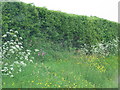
[2,29,34,77]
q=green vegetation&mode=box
[2,50,118,88]
[1,2,118,88]
[2,2,118,52]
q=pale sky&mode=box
[20,0,119,22]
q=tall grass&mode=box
[1,30,118,88]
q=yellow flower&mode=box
[62,77,65,81]
[32,81,34,83]
[47,85,50,87]
[97,65,100,69]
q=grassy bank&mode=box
[2,52,118,88]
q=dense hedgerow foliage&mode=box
[1,2,118,53]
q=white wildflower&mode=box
[26,50,31,52]
[19,68,21,72]
[15,45,20,49]
[27,52,31,55]
[10,64,13,66]
[30,60,33,63]
[18,42,22,45]
[9,49,15,54]
[11,46,16,50]
[2,34,7,37]
[10,29,13,32]
[10,40,14,42]
[14,31,18,34]
[14,61,19,64]
[13,35,17,37]
[34,49,39,52]
[10,75,14,77]
[6,32,10,34]
[10,67,14,71]
[5,63,8,66]
[19,37,22,40]
[9,71,12,74]
[24,56,28,60]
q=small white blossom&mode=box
[6,32,10,34]
[5,63,8,66]
[9,71,12,74]
[35,49,39,52]
[2,34,7,37]
[19,68,21,72]
[30,60,33,63]
[13,35,17,37]
[10,75,14,77]
[14,61,19,64]
[18,42,22,45]
[10,67,14,71]
[15,31,18,34]
[19,37,22,40]
[10,29,13,32]
[15,45,20,49]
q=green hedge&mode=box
[2,2,118,50]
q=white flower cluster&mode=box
[92,37,118,56]
[1,29,34,77]
[77,37,118,56]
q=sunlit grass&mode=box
[2,53,118,88]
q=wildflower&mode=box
[13,35,17,37]
[38,52,40,56]
[20,46,23,48]
[26,50,31,52]
[30,60,33,63]
[2,34,7,37]
[6,32,9,34]
[18,42,22,45]
[47,85,50,87]
[15,45,20,48]
[10,29,13,32]
[10,75,14,78]
[5,63,8,66]
[35,49,39,52]
[11,46,16,50]
[10,40,14,42]
[62,77,65,81]
[14,31,18,34]
[32,81,34,83]
[10,67,14,71]
[10,64,14,67]
[9,71,12,74]
[27,52,31,55]
[19,37,22,40]
[42,52,45,56]
[25,56,28,60]
[19,68,21,72]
